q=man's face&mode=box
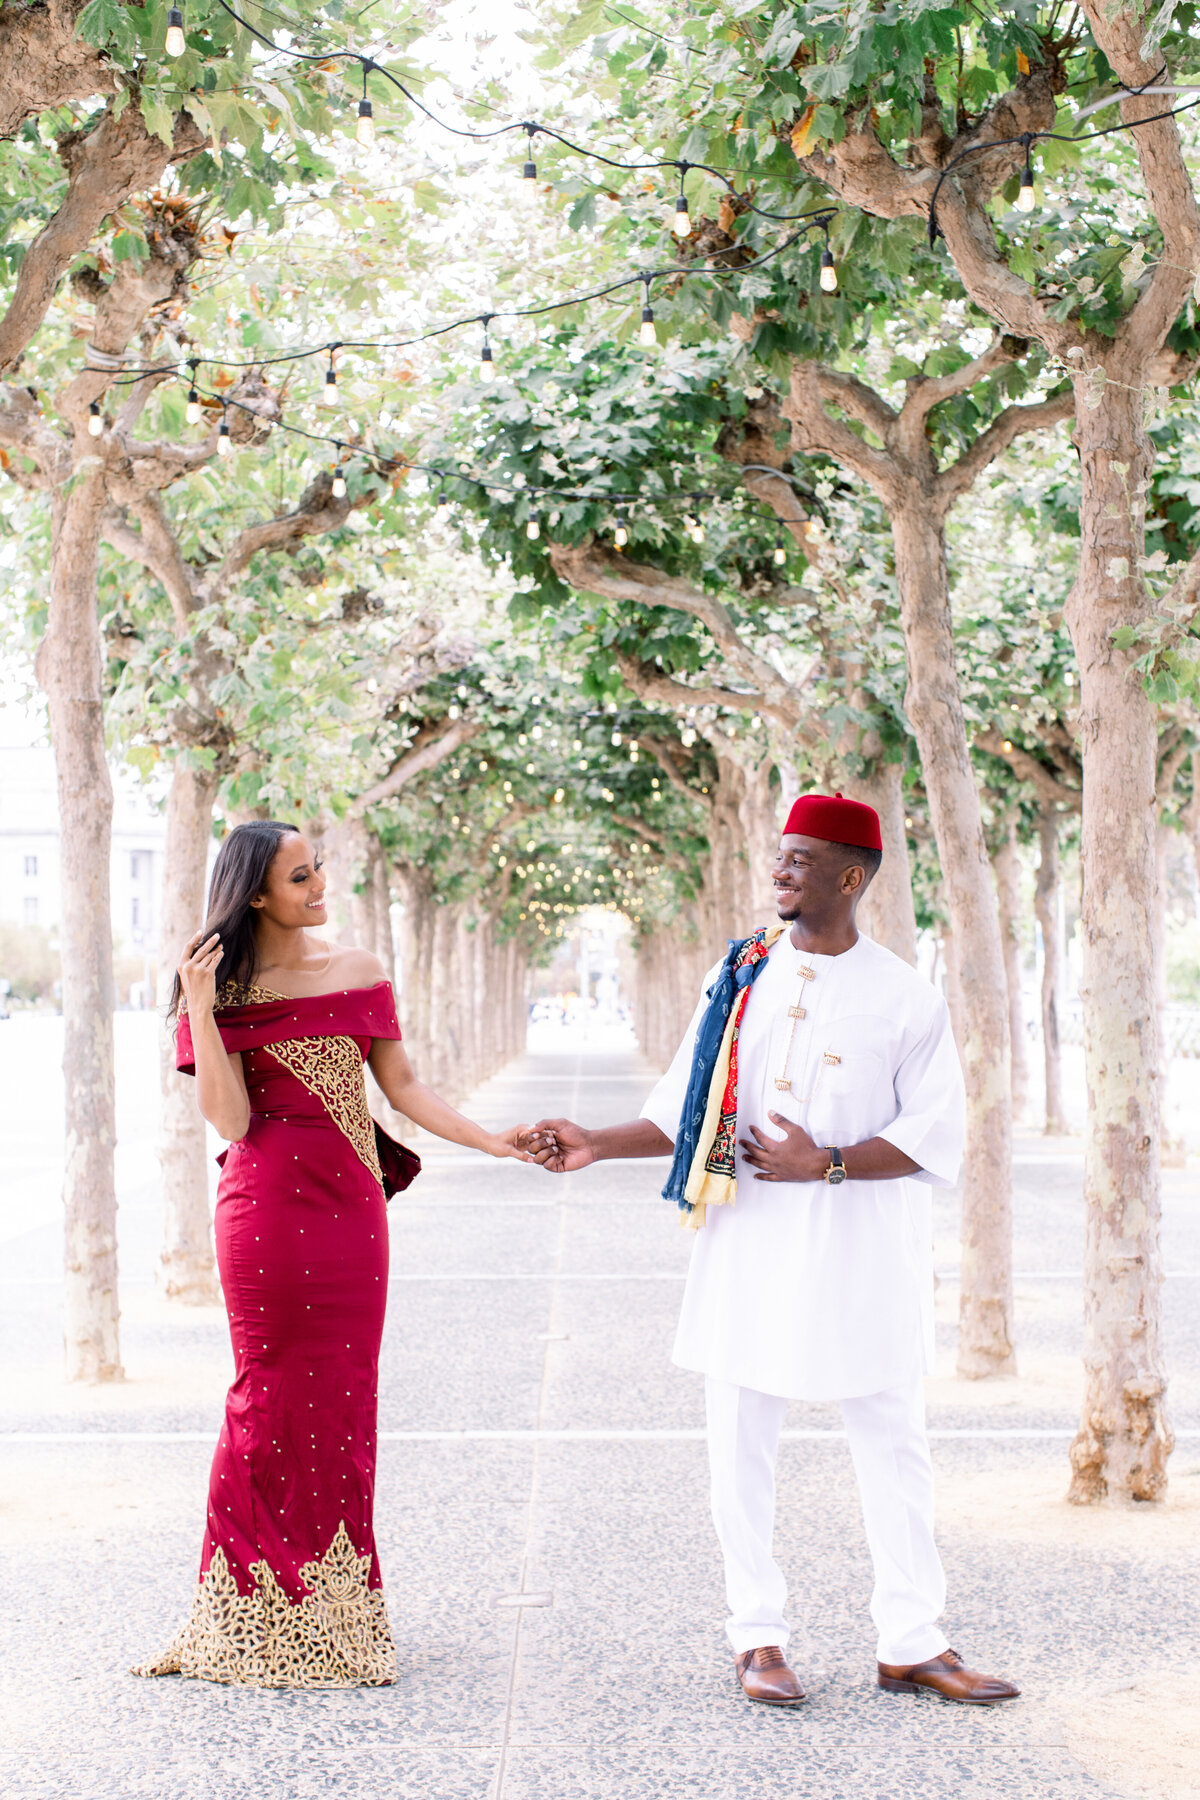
[771,834,860,919]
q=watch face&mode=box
[826,1166,847,1185]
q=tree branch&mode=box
[206,469,353,608]
[614,648,764,714]
[783,361,899,500]
[101,495,196,633]
[0,0,116,137]
[549,539,805,729]
[0,105,204,375]
[975,729,1081,811]
[1080,5,1200,378]
[354,716,483,812]
[938,386,1074,504]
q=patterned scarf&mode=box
[661,925,784,1230]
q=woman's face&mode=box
[252,833,328,929]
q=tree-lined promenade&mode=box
[3,0,1200,1519]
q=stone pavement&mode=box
[1,1017,1199,1799]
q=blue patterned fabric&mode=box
[661,932,772,1211]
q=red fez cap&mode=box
[783,792,882,852]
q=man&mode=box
[528,793,1019,1707]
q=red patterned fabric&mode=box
[175,983,401,1618]
[783,791,882,851]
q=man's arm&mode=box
[739,1113,920,1183]
[527,1116,674,1173]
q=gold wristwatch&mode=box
[823,1146,847,1186]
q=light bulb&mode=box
[773,537,787,566]
[526,517,540,540]
[639,304,656,348]
[436,491,451,523]
[185,387,201,425]
[323,363,337,406]
[672,194,690,238]
[692,524,705,544]
[614,515,629,548]
[217,419,231,455]
[819,246,838,292]
[356,99,375,148]
[1016,165,1036,212]
[165,6,185,56]
[332,468,347,498]
[480,342,495,382]
[87,401,103,437]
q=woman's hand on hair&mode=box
[179,930,222,1015]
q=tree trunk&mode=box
[892,501,1015,1378]
[849,760,918,965]
[1065,381,1170,1503]
[1035,813,1067,1135]
[36,473,123,1381]
[992,816,1030,1122]
[156,761,220,1303]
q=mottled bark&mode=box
[1065,381,1171,1504]
[892,503,1014,1377]
[37,469,122,1381]
[850,761,918,965]
[156,761,220,1304]
[1035,813,1067,1135]
[992,816,1030,1121]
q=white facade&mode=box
[0,735,168,962]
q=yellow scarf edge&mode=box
[680,925,785,1232]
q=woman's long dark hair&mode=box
[168,820,300,1019]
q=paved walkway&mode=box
[2,1020,1199,1799]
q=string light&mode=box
[672,162,690,238]
[819,242,838,293]
[614,508,629,549]
[435,486,451,522]
[165,5,186,56]
[356,59,376,148]
[480,318,495,382]
[185,358,201,425]
[522,123,538,185]
[331,445,346,498]
[217,409,231,455]
[526,516,540,540]
[87,401,103,437]
[323,351,338,406]
[639,274,657,348]
[1016,139,1037,212]
[773,533,787,566]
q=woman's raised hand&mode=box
[178,929,223,1015]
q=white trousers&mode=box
[705,1372,948,1667]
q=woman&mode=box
[135,820,531,1688]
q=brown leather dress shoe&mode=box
[735,1645,807,1705]
[877,1647,1020,1704]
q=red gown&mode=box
[136,979,403,1688]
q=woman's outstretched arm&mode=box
[368,1037,533,1162]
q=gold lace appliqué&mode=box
[132,1522,396,1689]
[263,1032,383,1184]
[180,981,289,1019]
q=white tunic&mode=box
[641,932,964,1402]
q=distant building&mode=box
[0,741,168,999]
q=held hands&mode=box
[486,1125,539,1164]
[738,1113,828,1183]
[178,929,223,1015]
[521,1117,595,1174]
